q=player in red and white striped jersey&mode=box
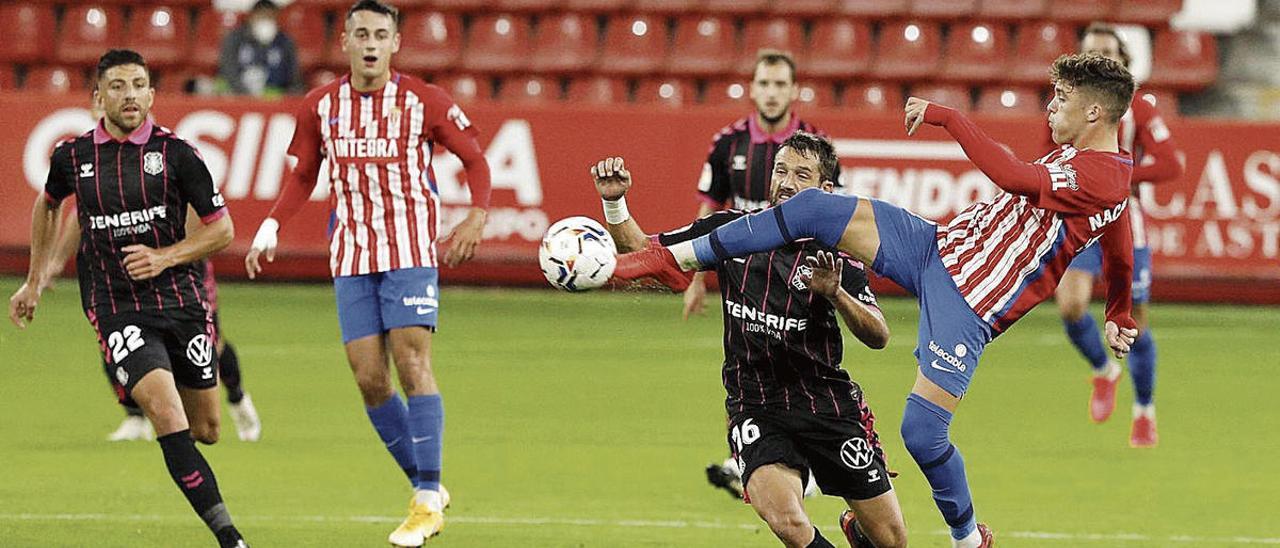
[244,1,487,545]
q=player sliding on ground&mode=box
[601,133,907,548]
[622,53,1142,548]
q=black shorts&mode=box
[90,311,219,396]
[727,386,892,501]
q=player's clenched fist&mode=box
[591,157,631,201]
[1105,320,1139,359]
[8,282,40,328]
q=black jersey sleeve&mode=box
[43,141,76,204]
[698,132,733,207]
[838,256,879,308]
[172,141,227,221]
[655,210,745,246]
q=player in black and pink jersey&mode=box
[8,49,247,548]
[600,134,907,548]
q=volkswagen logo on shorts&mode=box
[186,334,213,367]
[839,438,875,470]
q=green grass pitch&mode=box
[1,277,1278,547]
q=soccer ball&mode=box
[539,216,617,292]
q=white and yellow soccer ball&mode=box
[539,216,617,292]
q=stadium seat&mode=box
[598,14,668,75]
[704,0,770,14]
[805,19,872,79]
[838,0,908,17]
[529,13,599,74]
[771,0,837,16]
[667,16,736,76]
[0,4,56,63]
[976,86,1043,115]
[308,68,339,89]
[1135,89,1180,117]
[1114,0,1183,24]
[702,78,748,106]
[496,75,559,104]
[190,9,239,71]
[1047,0,1116,22]
[281,6,330,70]
[939,22,1010,83]
[796,82,839,109]
[1010,22,1074,85]
[430,0,490,11]
[496,0,566,10]
[154,69,194,94]
[841,82,902,111]
[127,6,192,68]
[565,0,631,11]
[634,78,694,107]
[396,11,463,73]
[434,74,492,104]
[910,0,979,18]
[738,18,805,76]
[462,14,532,73]
[24,66,89,94]
[870,21,942,81]
[566,76,629,104]
[976,0,1049,19]
[633,0,704,13]
[57,5,127,67]
[909,83,972,110]
[1149,30,1218,90]
[0,65,16,91]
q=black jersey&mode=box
[697,115,840,211]
[43,120,227,320]
[657,210,879,416]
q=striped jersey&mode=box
[935,145,1134,332]
[43,119,226,320]
[1119,93,1180,248]
[698,115,837,211]
[287,72,488,277]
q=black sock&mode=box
[807,527,836,548]
[219,342,245,404]
[215,525,246,548]
[157,430,235,538]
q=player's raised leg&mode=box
[840,490,907,548]
[1055,256,1122,423]
[747,465,835,548]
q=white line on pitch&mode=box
[3,513,1280,544]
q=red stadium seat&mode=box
[771,0,837,16]
[633,0,704,13]
[598,15,668,75]
[431,0,489,11]
[667,16,736,76]
[154,69,193,94]
[977,0,1048,19]
[870,21,942,81]
[940,22,1010,83]
[910,0,979,18]
[1114,0,1183,24]
[190,9,239,71]
[566,0,631,11]
[497,0,566,10]
[805,19,872,79]
[434,74,491,104]
[566,76,629,104]
[705,0,769,14]
[127,6,192,68]
[462,14,533,73]
[841,82,902,111]
[1047,0,1116,22]
[497,75,559,104]
[634,78,695,107]
[308,68,339,89]
[397,11,463,73]
[738,18,805,75]
[1149,30,1218,90]
[976,86,1043,115]
[1135,89,1180,117]
[797,82,839,109]
[0,4,56,63]
[909,83,972,110]
[57,5,127,67]
[1010,22,1074,85]
[530,13,598,73]
[24,66,90,94]
[702,78,748,106]
[0,65,16,91]
[281,6,330,70]
[838,0,908,17]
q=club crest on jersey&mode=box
[384,106,403,128]
[791,264,813,291]
[331,137,401,162]
[143,151,164,176]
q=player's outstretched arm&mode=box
[905,98,1043,197]
[123,214,233,281]
[432,96,492,268]
[9,195,62,328]
[1099,211,1138,357]
[39,202,83,292]
[807,251,889,349]
[247,100,323,279]
[591,156,648,253]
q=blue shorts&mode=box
[869,200,993,398]
[1066,244,1152,304]
[333,267,440,344]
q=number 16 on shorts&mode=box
[731,418,760,452]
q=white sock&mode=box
[414,489,443,512]
[1134,403,1156,419]
[953,528,983,548]
[1094,360,1121,381]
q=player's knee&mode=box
[1057,295,1088,322]
[353,370,394,405]
[900,401,949,461]
[192,419,220,445]
[758,507,811,547]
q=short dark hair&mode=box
[97,49,148,82]
[1051,53,1135,124]
[780,131,839,185]
[1081,23,1132,69]
[754,49,797,83]
[346,0,399,28]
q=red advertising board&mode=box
[1,93,1277,302]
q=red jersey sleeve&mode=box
[423,85,492,210]
[1099,204,1136,330]
[1130,95,1185,185]
[267,96,324,226]
[924,104,1043,198]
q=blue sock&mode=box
[902,393,977,541]
[407,394,444,491]
[366,393,417,486]
[1064,315,1109,371]
[689,188,859,265]
[1129,331,1157,406]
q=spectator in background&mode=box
[218,0,302,97]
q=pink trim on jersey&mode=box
[200,207,228,224]
[93,119,154,145]
[747,113,802,145]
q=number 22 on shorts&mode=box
[108,325,145,362]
